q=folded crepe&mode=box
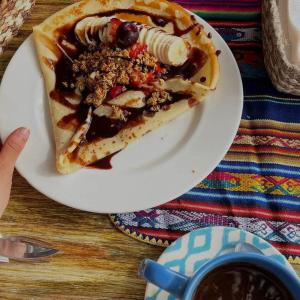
[33,0,219,174]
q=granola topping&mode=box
[52,15,205,142]
[71,44,162,108]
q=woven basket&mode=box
[262,0,300,96]
[0,0,35,55]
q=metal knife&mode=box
[0,236,59,262]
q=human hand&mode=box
[0,128,30,217]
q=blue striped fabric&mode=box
[111,0,300,260]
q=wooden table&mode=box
[0,1,299,299]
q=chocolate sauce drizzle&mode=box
[89,152,118,169]
[57,92,191,142]
[51,9,206,168]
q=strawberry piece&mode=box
[155,63,162,74]
[109,18,122,40]
[131,78,142,87]
[130,68,157,86]
[130,71,143,87]
[110,18,122,29]
[146,72,155,83]
[129,43,147,58]
[109,85,123,98]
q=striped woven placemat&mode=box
[0,0,35,55]
[110,0,300,264]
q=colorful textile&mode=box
[110,0,300,263]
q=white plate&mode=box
[0,13,243,213]
[145,226,295,300]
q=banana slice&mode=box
[138,25,188,66]
[108,91,145,108]
[93,105,113,118]
[75,16,113,45]
[154,78,208,99]
[67,107,92,153]
[160,36,189,66]
[94,105,128,121]
[75,16,188,66]
[94,91,145,119]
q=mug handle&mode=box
[139,259,189,298]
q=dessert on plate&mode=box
[33,0,219,174]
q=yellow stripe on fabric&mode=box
[197,172,300,196]
[234,135,300,150]
[240,120,300,132]
[229,147,300,158]
[289,257,300,265]
[238,128,300,139]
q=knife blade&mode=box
[0,236,59,261]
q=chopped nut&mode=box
[86,93,101,106]
[117,70,130,85]
[72,63,80,73]
[75,76,85,92]
[160,90,171,101]
[149,104,160,112]
[147,90,171,107]
[111,105,128,121]
[89,71,98,79]
[95,87,107,99]
[137,52,157,68]
[147,96,158,106]
[158,78,165,85]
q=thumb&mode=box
[0,127,30,174]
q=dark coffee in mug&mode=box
[193,262,293,300]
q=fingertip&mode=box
[0,127,30,169]
[8,127,30,151]
[15,127,30,142]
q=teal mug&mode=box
[139,253,300,299]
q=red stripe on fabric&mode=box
[231,145,300,155]
[208,21,259,27]
[182,6,260,13]
[238,128,300,140]
[271,242,300,255]
[159,201,300,222]
[137,228,182,240]
[228,41,262,48]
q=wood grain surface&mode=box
[0,1,299,299]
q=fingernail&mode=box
[17,127,30,140]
